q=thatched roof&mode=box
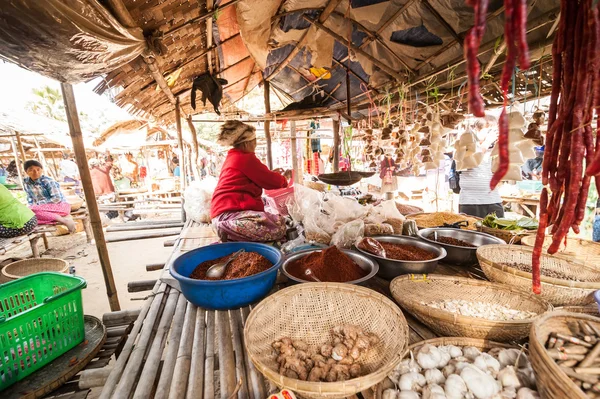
[0,0,561,124]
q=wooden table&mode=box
[97,221,486,399]
[502,194,541,218]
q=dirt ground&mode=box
[0,226,176,319]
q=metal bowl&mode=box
[281,248,378,285]
[354,235,446,279]
[417,228,506,266]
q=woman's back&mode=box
[459,157,502,205]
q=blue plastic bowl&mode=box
[171,242,283,310]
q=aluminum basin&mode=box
[281,248,378,285]
[354,235,446,279]
[417,228,506,266]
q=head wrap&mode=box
[217,121,256,147]
[23,160,43,171]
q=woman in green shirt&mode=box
[0,184,38,238]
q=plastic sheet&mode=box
[0,0,145,83]
[331,219,365,249]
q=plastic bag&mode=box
[321,193,369,223]
[331,220,365,249]
[183,177,218,223]
[357,237,386,257]
[289,185,322,223]
[364,223,394,236]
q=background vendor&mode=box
[522,146,544,180]
[23,160,76,233]
[0,184,38,238]
[211,121,289,242]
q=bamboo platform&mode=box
[91,221,488,399]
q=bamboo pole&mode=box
[167,302,198,399]
[217,310,236,398]
[50,151,60,179]
[14,132,27,164]
[290,121,300,184]
[187,307,207,398]
[10,138,24,186]
[185,116,201,181]
[230,310,250,399]
[204,310,215,398]
[105,230,180,243]
[99,281,159,398]
[60,83,121,312]
[133,289,180,399]
[175,97,186,191]
[106,222,184,232]
[241,307,266,399]
[264,81,273,169]
[332,117,340,172]
[112,284,169,398]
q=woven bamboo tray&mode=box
[477,245,600,306]
[390,274,551,342]
[406,212,480,230]
[477,225,536,244]
[243,283,408,399]
[521,234,600,264]
[529,311,600,399]
[2,258,69,281]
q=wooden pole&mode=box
[332,117,340,172]
[185,116,201,181]
[60,82,121,312]
[175,97,186,191]
[32,137,54,179]
[15,132,27,163]
[10,138,24,185]
[264,81,273,169]
[290,121,300,184]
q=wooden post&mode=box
[264,81,273,169]
[290,121,300,184]
[10,138,24,185]
[60,83,121,312]
[185,116,201,181]
[332,117,340,172]
[175,97,186,191]
[15,132,27,163]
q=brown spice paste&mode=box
[428,235,476,248]
[190,252,272,280]
[286,246,368,282]
[379,242,436,261]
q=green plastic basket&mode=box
[0,272,86,390]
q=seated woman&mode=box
[211,121,288,242]
[0,184,38,238]
[23,160,76,233]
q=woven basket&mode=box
[477,245,600,306]
[477,225,536,244]
[244,283,409,399]
[529,311,600,399]
[521,234,600,264]
[406,212,481,231]
[1,258,69,281]
[390,274,551,342]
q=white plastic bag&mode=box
[331,220,365,249]
[183,177,218,223]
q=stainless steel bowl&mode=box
[417,228,506,265]
[354,235,446,279]
[281,248,378,285]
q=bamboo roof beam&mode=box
[286,64,342,105]
[164,0,242,36]
[206,0,215,74]
[265,0,343,81]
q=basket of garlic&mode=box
[390,275,551,342]
[244,283,409,398]
[383,337,539,399]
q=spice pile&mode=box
[407,212,479,231]
[423,299,538,321]
[286,246,368,282]
[380,242,436,261]
[386,344,538,399]
[500,262,580,282]
[190,252,272,280]
[272,325,379,382]
[428,235,476,248]
[543,319,600,396]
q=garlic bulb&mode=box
[497,366,521,389]
[398,391,420,399]
[423,384,447,399]
[442,364,456,378]
[516,387,540,399]
[399,372,426,391]
[500,387,518,399]
[444,374,467,399]
[418,344,443,369]
[474,353,501,374]
[383,389,400,399]
[463,347,481,361]
[425,368,446,385]
[391,357,421,384]
[438,351,451,368]
[439,345,463,359]
[498,349,528,369]
[461,365,500,399]
[516,367,536,389]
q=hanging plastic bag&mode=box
[331,220,365,249]
[183,177,218,223]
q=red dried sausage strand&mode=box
[465,0,489,117]
[515,0,531,69]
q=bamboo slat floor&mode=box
[97,221,489,399]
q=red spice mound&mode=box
[190,251,273,280]
[428,235,476,248]
[286,246,368,283]
[379,242,436,261]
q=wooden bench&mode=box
[0,228,52,258]
[71,208,92,243]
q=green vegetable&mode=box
[482,213,538,231]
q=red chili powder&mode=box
[190,252,272,280]
[379,242,435,261]
[286,246,368,283]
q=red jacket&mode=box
[211,149,288,218]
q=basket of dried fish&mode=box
[317,172,363,186]
[390,274,551,341]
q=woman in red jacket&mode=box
[211,121,288,242]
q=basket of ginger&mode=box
[244,283,409,398]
